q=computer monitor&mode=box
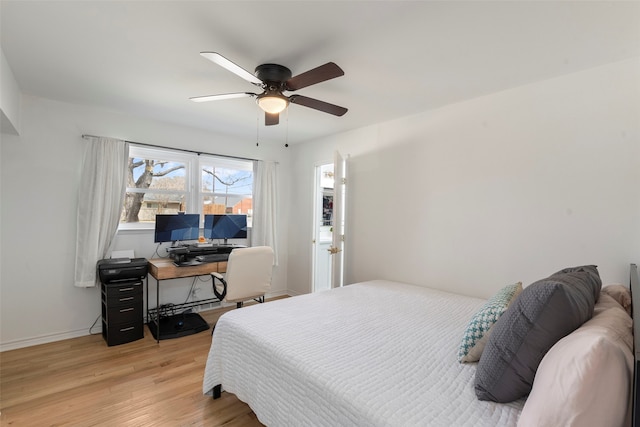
[154,214,200,243]
[204,214,248,244]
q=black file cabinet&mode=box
[98,258,148,346]
[101,280,144,346]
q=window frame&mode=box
[118,144,254,232]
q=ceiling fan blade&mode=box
[285,62,344,91]
[290,95,348,116]
[189,92,256,103]
[200,52,263,86]
[265,112,279,126]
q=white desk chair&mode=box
[211,246,274,308]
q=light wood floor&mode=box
[0,301,279,426]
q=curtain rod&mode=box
[81,134,260,163]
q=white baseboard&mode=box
[1,290,296,352]
[267,290,291,298]
[0,328,97,352]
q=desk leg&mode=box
[156,276,160,344]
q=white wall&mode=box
[289,58,640,298]
[0,95,291,350]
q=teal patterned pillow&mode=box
[458,282,522,363]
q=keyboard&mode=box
[194,253,229,263]
[173,259,202,267]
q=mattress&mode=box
[203,280,524,426]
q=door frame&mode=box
[311,161,334,293]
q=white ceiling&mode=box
[1,1,639,144]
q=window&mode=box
[200,156,253,223]
[120,145,253,230]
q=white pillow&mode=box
[517,294,633,427]
[601,283,632,315]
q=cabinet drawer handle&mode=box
[120,326,135,332]
[119,307,134,313]
[119,287,135,292]
[119,297,134,302]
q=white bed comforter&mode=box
[203,280,524,426]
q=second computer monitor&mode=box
[154,213,200,243]
[204,214,248,243]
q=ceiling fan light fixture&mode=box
[257,93,289,114]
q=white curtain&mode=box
[252,160,278,265]
[74,137,129,287]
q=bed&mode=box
[203,264,638,426]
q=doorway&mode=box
[312,163,334,293]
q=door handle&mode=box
[327,246,341,254]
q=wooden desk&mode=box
[147,258,228,342]
[148,258,227,280]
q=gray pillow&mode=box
[474,265,601,402]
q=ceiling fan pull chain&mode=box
[285,108,289,148]
[256,111,260,147]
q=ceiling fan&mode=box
[190,52,348,126]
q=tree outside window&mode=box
[120,145,253,227]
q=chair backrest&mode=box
[223,246,274,303]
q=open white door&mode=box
[330,151,346,288]
[312,163,334,293]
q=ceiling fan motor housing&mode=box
[255,63,292,88]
